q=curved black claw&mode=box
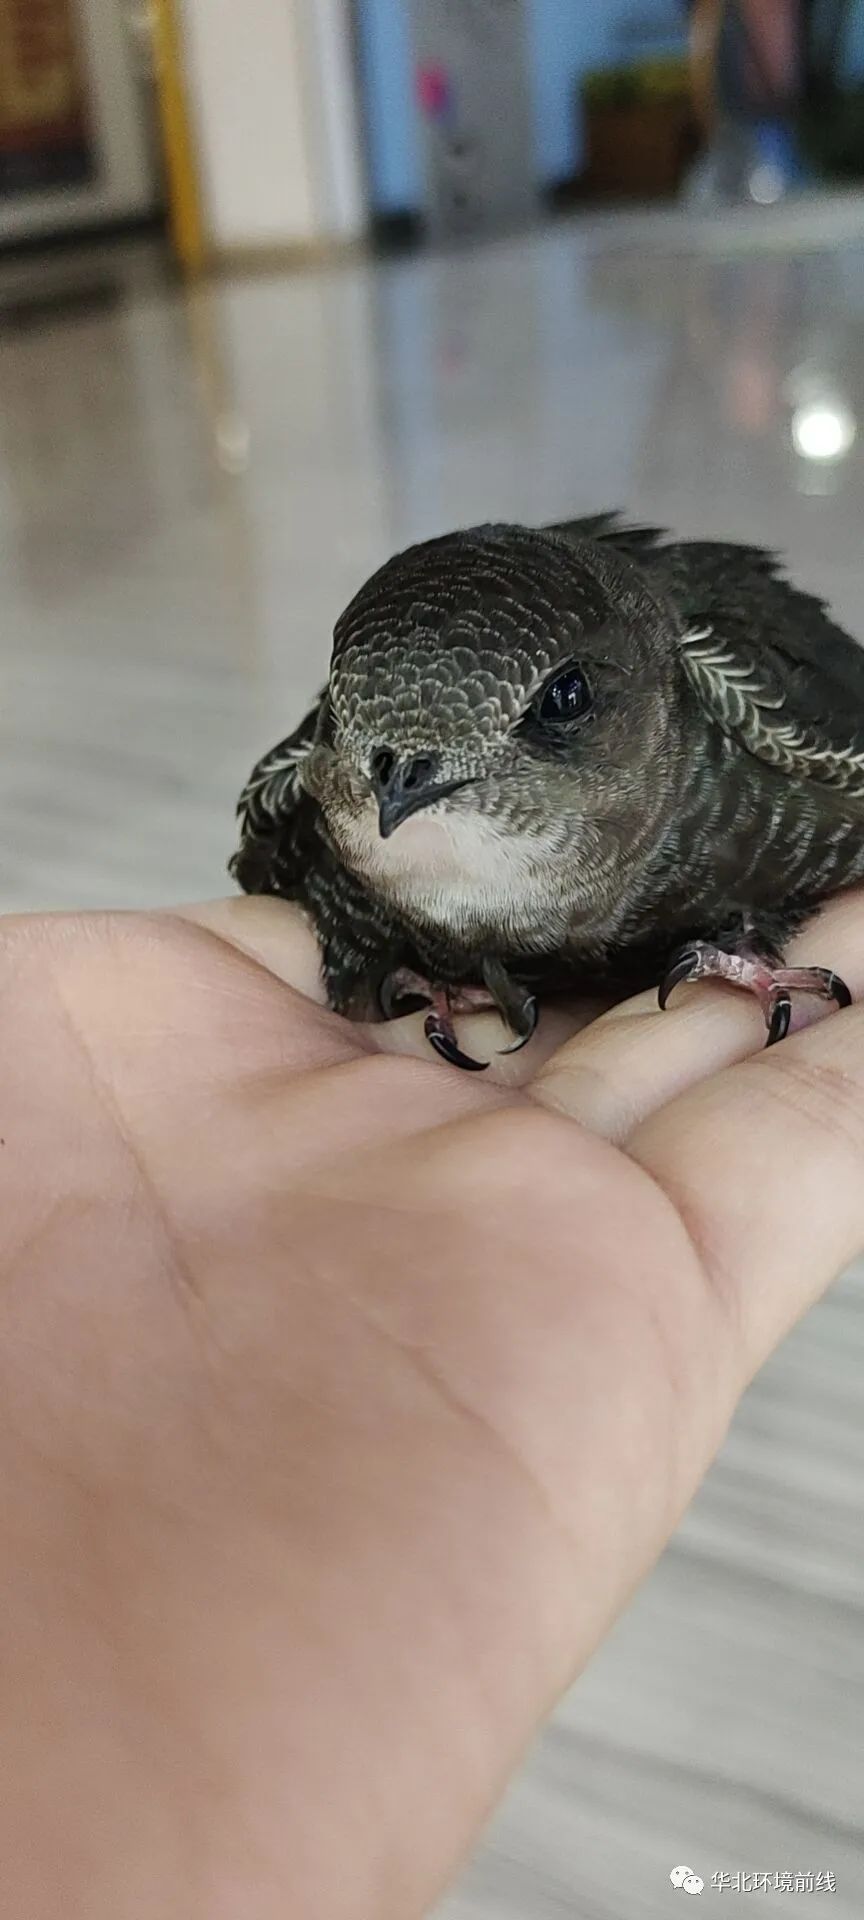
[424,1011,488,1072]
[812,967,852,1010]
[658,949,700,1012]
[766,992,792,1047]
[499,995,539,1057]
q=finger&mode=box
[174,905,607,1083]
[785,882,864,971]
[629,1000,864,1377]
[172,897,328,1002]
[530,890,864,1140]
[367,997,610,1086]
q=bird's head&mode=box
[299,524,689,944]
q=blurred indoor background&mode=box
[1,3,863,1915]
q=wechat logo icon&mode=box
[670,1865,704,1895]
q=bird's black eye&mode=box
[536,665,593,723]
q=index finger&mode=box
[173,897,329,1002]
[175,902,604,1080]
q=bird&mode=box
[230,513,864,1069]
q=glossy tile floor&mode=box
[2,200,864,1915]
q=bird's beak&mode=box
[373,755,471,838]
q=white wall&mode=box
[178,0,365,249]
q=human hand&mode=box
[1,893,863,1920]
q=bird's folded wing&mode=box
[668,546,864,804]
[236,693,325,839]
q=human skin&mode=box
[1,892,863,1920]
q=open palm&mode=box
[1,892,863,1920]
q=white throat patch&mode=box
[333,798,565,944]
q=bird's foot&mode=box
[378,964,538,1071]
[380,969,494,1070]
[659,943,851,1046]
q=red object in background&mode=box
[416,62,453,123]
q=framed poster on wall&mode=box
[0,0,157,243]
[0,0,95,197]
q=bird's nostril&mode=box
[403,754,434,790]
[371,746,396,787]
[371,748,438,792]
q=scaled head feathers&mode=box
[298,522,688,944]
